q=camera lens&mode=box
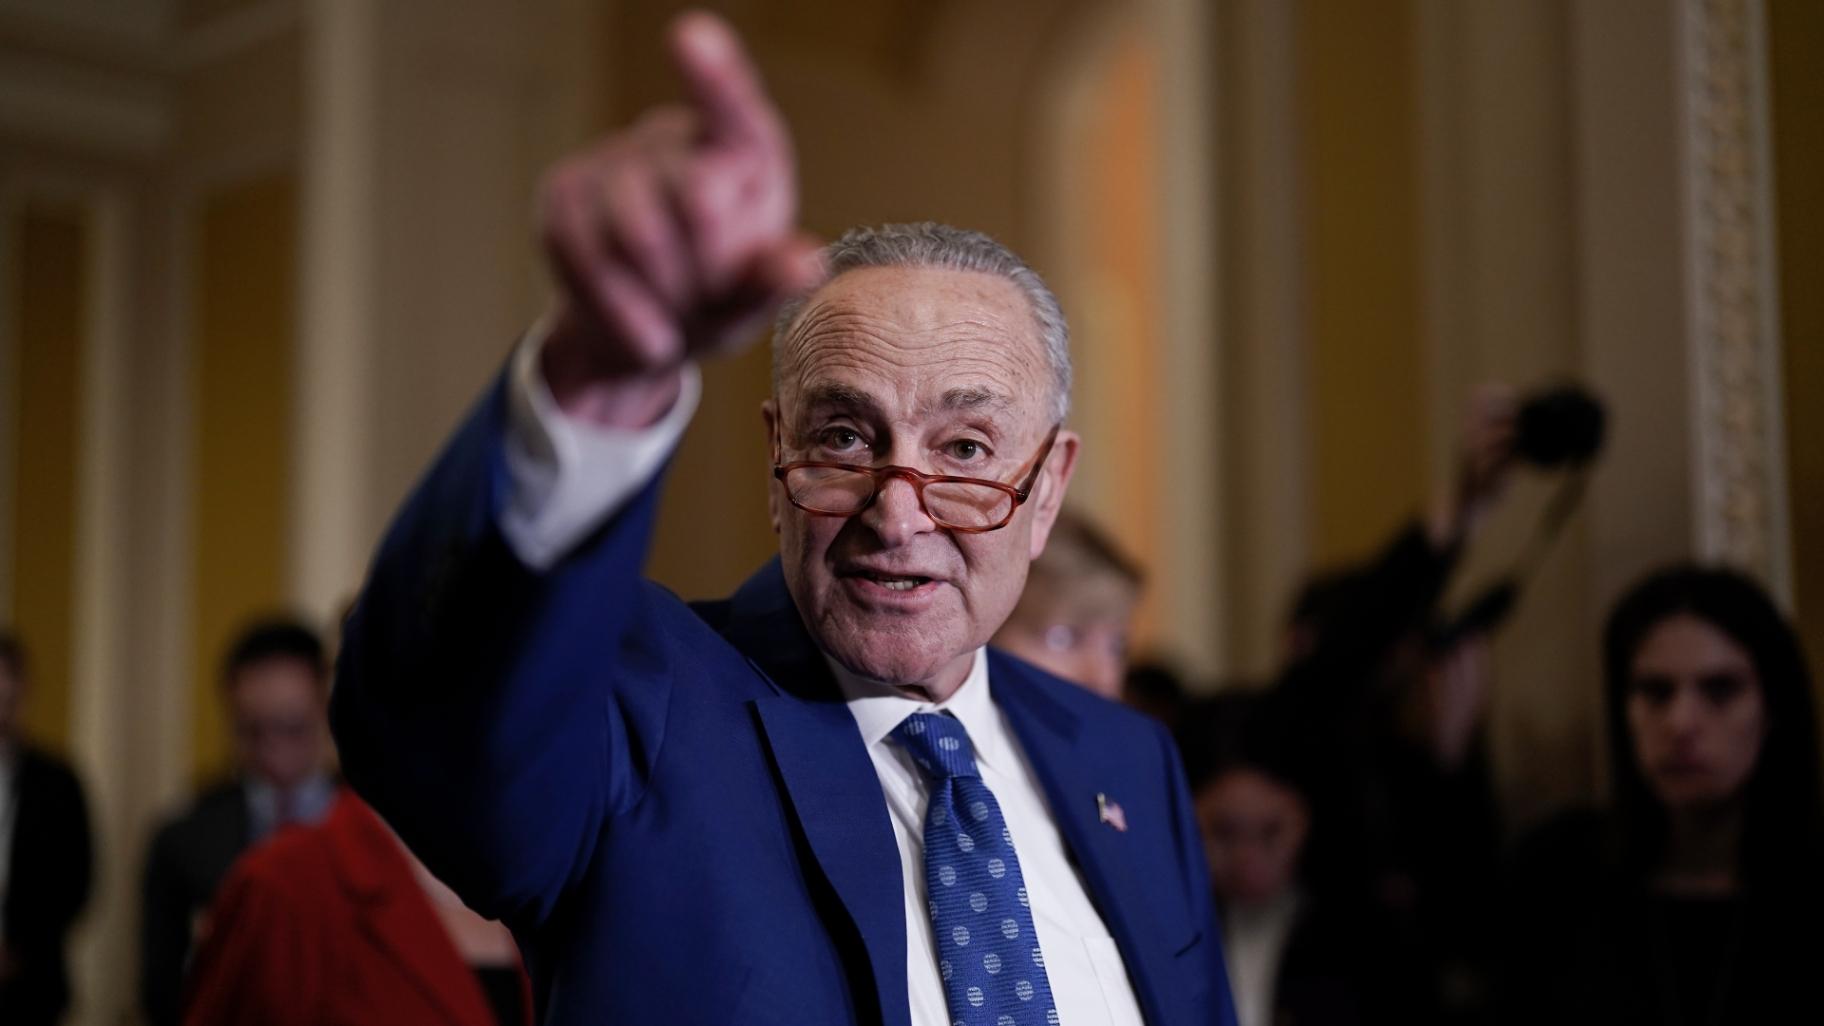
[1515,386,1606,468]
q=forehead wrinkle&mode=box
[790,311,1026,360]
[784,327,1040,392]
[783,288,1036,362]
[776,273,1054,430]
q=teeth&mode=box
[861,573,928,591]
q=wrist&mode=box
[540,309,686,429]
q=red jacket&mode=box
[182,793,529,1026]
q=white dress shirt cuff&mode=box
[499,323,700,571]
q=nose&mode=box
[859,472,936,548]
[1665,688,1706,736]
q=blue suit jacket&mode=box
[331,377,1237,1026]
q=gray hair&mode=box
[771,222,1072,422]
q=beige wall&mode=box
[5,202,85,752]
[1770,0,1824,690]
[187,171,297,782]
[1040,20,1172,654]
[1299,0,1429,568]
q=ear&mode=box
[1026,428,1080,562]
[762,399,783,534]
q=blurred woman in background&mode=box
[1501,564,1824,1025]
[1180,692,1426,1026]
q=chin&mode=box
[1653,779,1735,811]
[820,613,971,687]
[1217,880,1276,908]
[825,630,951,686]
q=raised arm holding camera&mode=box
[1263,380,1604,1024]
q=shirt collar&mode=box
[827,647,1011,774]
[244,769,338,825]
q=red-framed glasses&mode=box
[772,424,1061,533]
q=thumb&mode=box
[755,232,827,302]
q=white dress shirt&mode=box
[831,653,1145,1026]
[1221,890,1302,1026]
[243,769,340,842]
[498,333,1145,1025]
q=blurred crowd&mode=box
[998,382,1824,1026]
[1,378,1818,1026]
[2,617,530,1026]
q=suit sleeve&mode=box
[0,757,93,1017]
[330,366,685,929]
[28,761,92,942]
[1158,723,1239,1026]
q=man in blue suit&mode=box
[331,12,1235,1026]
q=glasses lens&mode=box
[786,465,875,514]
[924,481,1015,529]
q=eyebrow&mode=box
[800,382,882,415]
[928,387,1015,414]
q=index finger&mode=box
[669,11,785,152]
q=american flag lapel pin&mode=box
[1096,793,1128,832]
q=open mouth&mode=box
[856,571,934,592]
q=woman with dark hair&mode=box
[1499,563,1824,1025]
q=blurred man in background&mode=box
[0,630,94,1026]
[992,509,1142,700]
[140,618,335,1026]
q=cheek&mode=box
[1720,696,1769,774]
[1281,815,1311,860]
[1626,699,1660,763]
[780,510,836,570]
[957,534,1030,611]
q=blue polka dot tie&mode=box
[891,712,1059,1026]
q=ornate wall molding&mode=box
[1680,0,1793,602]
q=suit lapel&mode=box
[328,796,492,1026]
[989,652,1177,1025]
[725,561,912,1026]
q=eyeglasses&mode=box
[773,424,1061,533]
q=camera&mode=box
[1515,385,1606,469]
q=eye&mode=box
[944,438,991,463]
[1699,673,1748,706]
[1631,676,1675,706]
[817,426,866,453]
